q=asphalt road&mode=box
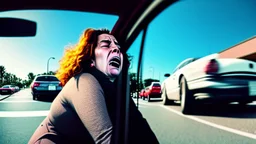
[136,98,256,144]
[0,89,255,144]
[0,89,51,144]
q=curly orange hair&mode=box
[55,28,110,86]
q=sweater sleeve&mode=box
[67,73,113,144]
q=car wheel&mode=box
[162,85,174,105]
[180,77,194,114]
[32,95,36,100]
[147,95,151,102]
[33,94,39,100]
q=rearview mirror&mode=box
[164,73,170,77]
[0,17,37,37]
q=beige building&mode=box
[219,36,256,62]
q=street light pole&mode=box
[47,57,55,74]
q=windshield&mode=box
[0,10,118,144]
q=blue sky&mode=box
[0,0,255,82]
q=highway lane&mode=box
[136,98,256,143]
[0,89,50,144]
[135,98,256,136]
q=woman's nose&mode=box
[112,48,120,54]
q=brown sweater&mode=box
[29,68,159,144]
[29,73,112,144]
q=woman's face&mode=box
[93,34,123,81]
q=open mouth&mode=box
[109,56,121,68]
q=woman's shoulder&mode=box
[69,72,100,87]
[61,72,103,100]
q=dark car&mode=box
[31,75,62,100]
[0,85,16,95]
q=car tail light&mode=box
[204,59,219,74]
[151,86,161,92]
[32,82,40,89]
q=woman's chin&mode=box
[109,68,120,77]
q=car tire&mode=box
[162,85,174,105]
[180,77,194,114]
[147,95,151,102]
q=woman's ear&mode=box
[91,60,95,67]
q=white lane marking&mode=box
[0,100,37,103]
[0,111,49,117]
[159,105,256,140]
[8,96,31,99]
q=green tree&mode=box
[27,72,36,87]
[129,72,137,94]
[0,65,6,84]
[28,72,35,81]
[3,72,11,85]
[129,72,144,97]
[48,71,56,75]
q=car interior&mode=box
[1,0,256,143]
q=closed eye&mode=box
[100,40,111,48]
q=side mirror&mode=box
[0,17,37,37]
[164,73,170,77]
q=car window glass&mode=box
[36,76,59,81]
[0,10,118,89]
[129,1,256,143]
[152,83,160,87]
[127,31,143,100]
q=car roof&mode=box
[0,0,177,52]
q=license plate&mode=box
[48,85,56,91]
[249,81,256,96]
[2,90,7,92]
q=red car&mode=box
[0,85,16,95]
[142,82,162,102]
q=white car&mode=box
[161,53,256,114]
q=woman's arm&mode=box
[67,73,113,144]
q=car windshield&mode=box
[0,10,118,143]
